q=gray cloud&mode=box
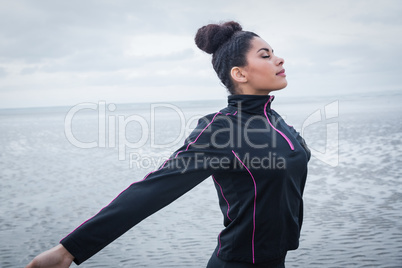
[0,67,7,78]
[38,48,196,73]
[0,0,401,108]
[0,0,229,62]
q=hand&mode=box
[25,244,74,268]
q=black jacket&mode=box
[60,94,311,265]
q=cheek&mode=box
[246,61,276,85]
[250,62,267,73]
[255,64,275,81]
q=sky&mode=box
[0,0,401,108]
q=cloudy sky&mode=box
[0,0,401,108]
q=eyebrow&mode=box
[257,48,274,53]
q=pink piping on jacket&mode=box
[212,175,232,222]
[175,112,222,158]
[226,111,238,116]
[264,96,294,151]
[232,150,257,264]
[217,231,222,256]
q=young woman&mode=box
[26,21,310,268]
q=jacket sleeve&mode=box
[60,113,233,265]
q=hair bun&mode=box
[195,21,242,54]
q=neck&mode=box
[234,86,273,96]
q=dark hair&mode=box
[195,21,258,94]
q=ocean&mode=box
[1,92,401,267]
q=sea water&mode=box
[1,92,401,267]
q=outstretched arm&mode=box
[25,244,74,268]
[27,113,231,266]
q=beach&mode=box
[1,92,401,267]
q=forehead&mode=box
[250,37,272,52]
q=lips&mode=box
[276,69,286,76]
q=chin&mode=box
[278,82,288,90]
[271,84,287,92]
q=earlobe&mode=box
[230,67,247,84]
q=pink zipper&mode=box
[264,96,294,151]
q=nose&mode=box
[276,56,285,66]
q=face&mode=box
[236,37,287,95]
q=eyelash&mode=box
[262,55,270,59]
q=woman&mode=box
[26,21,310,268]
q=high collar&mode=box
[228,94,275,115]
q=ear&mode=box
[230,67,248,84]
